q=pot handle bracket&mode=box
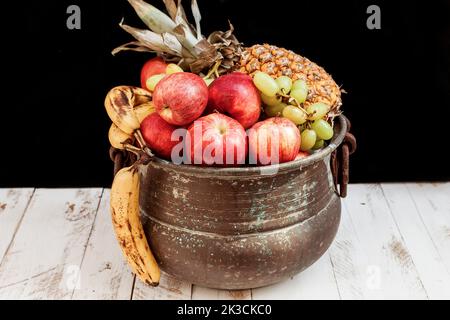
[331,116,357,198]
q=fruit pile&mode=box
[106,65,336,166]
[254,72,335,152]
[106,0,343,167]
[105,0,343,286]
[107,66,336,165]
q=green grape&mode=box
[313,139,325,150]
[311,119,334,140]
[275,76,292,94]
[203,78,214,86]
[300,129,317,151]
[166,63,184,74]
[253,71,279,97]
[146,74,165,91]
[265,103,287,117]
[261,93,281,107]
[290,80,308,103]
[290,89,307,104]
[306,102,331,120]
[282,105,308,125]
[292,79,307,90]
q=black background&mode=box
[1,0,449,187]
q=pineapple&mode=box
[240,44,342,112]
[114,0,342,114]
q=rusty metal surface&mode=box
[132,115,351,289]
[139,158,340,289]
[330,117,357,198]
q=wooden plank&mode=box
[132,272,192,300]
[0,189,102,299]
[405,183,450,277]
[380,183,450,299]
[71,190,134,300]
[340,184,427,299]
[0,189,34,263]
[192,286,251,300]
[0,183,446,300]
[252,252,340,300]
[328,199,371,299]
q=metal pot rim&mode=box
[145,115,347,176]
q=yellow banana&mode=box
[133,86,152,105]
[133,102,155,124]
[108,124,133,150]
[110,166,160,286]
[104,86,152,134]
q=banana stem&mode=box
[134,129,154,157]
[124,144,142,156]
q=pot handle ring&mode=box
[110,147,129,176]
[331,115,357,198]
[110,146,151,176]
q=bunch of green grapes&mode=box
[252,71,334,152]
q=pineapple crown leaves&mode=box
[112,18,185,56]
[113,0,241,75]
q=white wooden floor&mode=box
[0,183,449,300]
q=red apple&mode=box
[140,57,167,90]
[187,113,247,166]
[153,73,208,126]
[207,72,261,129]
[295,151,310,160]
[140,113,182,160]
[248,117,300,165]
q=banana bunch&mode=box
[105,86,155,152]
[106,86,159,286]
[134,102,155,123]
[110,166,160,286]
[108,124,133,150]
[105,86,151,134]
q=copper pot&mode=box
[137,115,351,289]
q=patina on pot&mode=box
[138,116,348,290]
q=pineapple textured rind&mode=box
[239,44,342,113]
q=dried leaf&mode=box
[128,0,176,34]
[161,32,184,55]
[174,0,197,40]
[173,24,186,38]
[171,1,199,55]
[162,0,178,20]
[194,38,217,56]
[191,0,202,40]
[224,21,235,38]
[119,22,183,56]
[176,0,189,22]
[180,2,198,36]
[208,22,239,46]
[189,39,222,73]
[112,41,153,55]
